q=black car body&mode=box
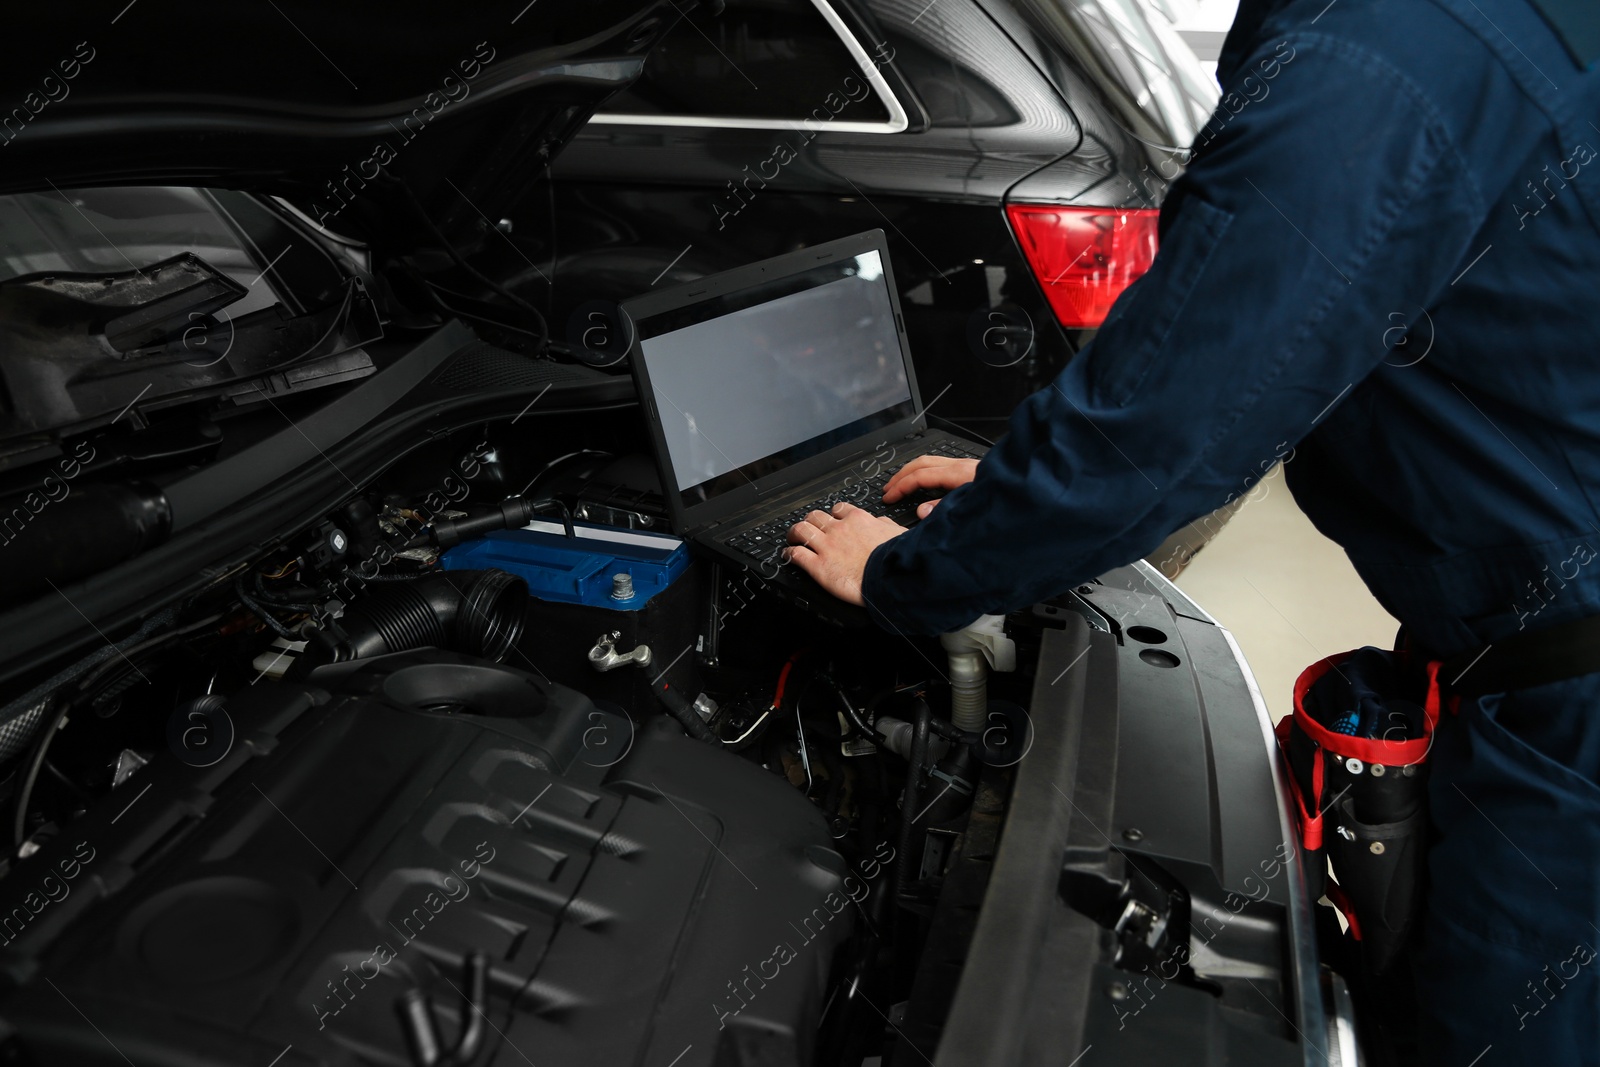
[0,2,1351,1065]
[546,0,1218,442]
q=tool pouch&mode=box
[1275,647,1445,975]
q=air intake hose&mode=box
[940,615,1017,733]
[328,569,526,663]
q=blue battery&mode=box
[439,520,690,610]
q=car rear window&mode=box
[597,0,893,124]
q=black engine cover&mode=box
[0,651,853,1066]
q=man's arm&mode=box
[855,33,1492,635]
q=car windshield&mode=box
[1034,0,1218,150]
[0,184,377,444]
[0,186,286,320]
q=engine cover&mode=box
[0,651,855,1066]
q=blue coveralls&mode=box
[861,0,1600,1059]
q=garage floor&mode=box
[1173,473,1399,722]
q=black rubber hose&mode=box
[407,496,574,550]
[395,951,488,1067]
[829,676,888,750]
[654,679,718,744]
[0,483,171,603]
[894,698,932,903]
[529,498,576,539]
[455,569,524,660]
[12,694,67,848]
[310,569,527,666]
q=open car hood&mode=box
[0,0,686,244]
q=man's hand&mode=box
[785,502,906,606]
[882,455,979,518]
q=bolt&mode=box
[328,528,348,554]
[495,218,514,234]
[1401,764,1418,777]
[1107,980,1129,1001]
[1122,828,1143,843]
[1369,841,1386,855]
[1344,757,1364,775]
[611,573,636,600]
[1370,763,1387,777]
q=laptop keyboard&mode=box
[719,439,983,563]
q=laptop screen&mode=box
[633,249,914,510]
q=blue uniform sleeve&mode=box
[861,33,1491,635]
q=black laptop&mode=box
[621,230,987,621]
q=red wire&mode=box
[771,651,804,710]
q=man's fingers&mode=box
[880,455,947,493]
[883,457,975,502]
[916,498,941,519]
[884,468,953,501]
[785,543,823,579]
[787,520,820,545]
[779,495,897,609]
[881,456,944,499]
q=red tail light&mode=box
[1005,204,1160,329]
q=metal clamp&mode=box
[588,631,652,672]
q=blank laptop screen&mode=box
[634,250,914,510]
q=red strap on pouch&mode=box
[1325,876,1363,941]
[1274,715,1325,851]
[1290,653,1441,768]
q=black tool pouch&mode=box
[1275,647,1444,976]
[1323,792,1429,974]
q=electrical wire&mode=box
[207,277,356,376]
[424,281,550,343]
[795,701,814,797]
[721,708,771,747]
[234,576,298,640]
[517,449,612,498]
[251,570,321,613]
[717,650,806,750]
[544,174,558,323]
[771,652,803,711]
[391,177,550,356]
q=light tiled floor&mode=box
[1174,470,1399,722]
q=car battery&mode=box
[440,519,704,717]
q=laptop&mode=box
[621,230,988,622]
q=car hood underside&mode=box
[0,1,691,248]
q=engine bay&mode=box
[0,416,1056,1067]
